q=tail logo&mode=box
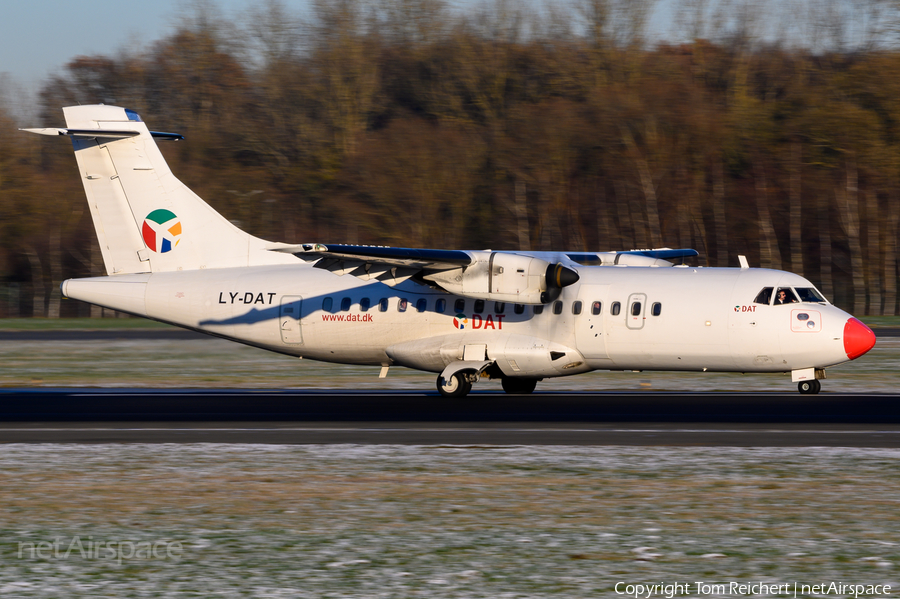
[142,209,182,253]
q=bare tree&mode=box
[620,124,662,248]
[817,194,833,300]
[865,190,882,314]
[754,162,782,269]
[789,140,804,276]
[676,0,711,41]
[514,178,529,250]
[836,159,866,314]
[376,0,449,46]
[884,189,899,315]
[712,157,728,266]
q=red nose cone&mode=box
[843,318,876,360]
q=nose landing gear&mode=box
[437,371,474,397]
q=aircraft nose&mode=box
[843,317,876,360]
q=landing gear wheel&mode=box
[798,380,821,395]
[501,377,538,394]
[437,371,473,398]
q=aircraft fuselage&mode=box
[63,262,859,379]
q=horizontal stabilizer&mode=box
[20,128,183,141]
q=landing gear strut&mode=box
[437,371,473,398]
[798,380,821,394]
[501,377,538,394]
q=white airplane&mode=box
[23,105,876,396]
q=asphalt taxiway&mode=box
[1,388,899,446]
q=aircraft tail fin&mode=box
[23,105,293,275]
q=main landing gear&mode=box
[437,371,541,397]
[798,380,821,394]
[501,377,538,394]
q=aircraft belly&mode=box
[385,334,462,372]
[603,343,733,371]
[495,334,588,377]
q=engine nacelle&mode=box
[424,252,578,304]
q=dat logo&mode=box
[451,313,505,330]
[142,209,182,253]
[734,305,757,313]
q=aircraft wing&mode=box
[270,243,580,302]
[269,243,695,302]
[274,243,472,268]
[270,243,474,285]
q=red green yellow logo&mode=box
[142,209,182,253]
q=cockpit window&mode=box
[795,287,826,303]
[774,288,799,305]
[124,109,142,122]
[753,287,773,305]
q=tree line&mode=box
[2,0,900,317]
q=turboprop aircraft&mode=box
[23,105,876,396]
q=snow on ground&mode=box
[0,445,898,597]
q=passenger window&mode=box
[572,300,583,315]
[474,300,485,313]
[774,288,799,305]
[398,298,408,312]
[435,299,446,313]
[455,299,465,312]
[379,298,388,312]
[553,301,563,315]
[514,304,525,314]
[631,301,642,316]
[416,298,427,313]
[754,287,774,305]
[611,302,621,316]
[796,287,826,303]
[360,298,370,312]
[533,305,544,314]
[591,301,602,316]
[341,297,351,311]
[322,297,333,312]
[494,302,505,314]
[651,302,661,316]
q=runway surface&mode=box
[1,388,899,446]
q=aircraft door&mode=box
[626,293,647,330]
[575,285,609,359]
[279,295,303,344]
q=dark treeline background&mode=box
[2,0,900,317]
